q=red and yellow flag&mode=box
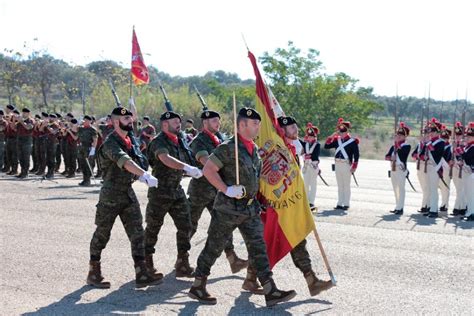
[248,51,315,268]
[131,28,149,85]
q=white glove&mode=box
[183,164,203,179]
[225,185,246,199]
[139,172,158,187]
[89,147,96,157]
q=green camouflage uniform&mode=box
[77,126,97,181]
[16,118,34,175]
[45,123,59,174]
[144,132,193,255]
[195,136,272,281]
[187,132,234,252]
[0,119,6,169]
[89,131,145,261]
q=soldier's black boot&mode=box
[175,251,195,278]
[79,179,91,186]
[188,276,217,305]
[304,270,333,296]
[262,278,297,307]
[86,260,111,289]
[135,260,163,288]
[451,208,459,216]
[45,168,54,179]
[241,266,264,295]
[145,254,164,280]
[225,249,248,274]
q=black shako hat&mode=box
[160,111,182,122]
[200,110,220,120]
[238,107,261,121]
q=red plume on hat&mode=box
[337,117,351,129]
[305,122,319,136]
[454,121,464,135]
[397,121,410,136]
[465,121,474,136]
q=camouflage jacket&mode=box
[78,126,97,147]
[97,131,138,203]
[209,136,262,214]
[187,131,221,199]
[147,132,188,198]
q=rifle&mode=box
[193,85,208,111]
[108,79,148,171]
[157,81,198,167]
[81,81,86,116]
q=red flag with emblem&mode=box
[131,28,149,85]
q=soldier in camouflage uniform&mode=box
[87,106,161,289]
[30,114,41,173]
[187,109,249,275]
[0,110,6,171]
[277,116,333,297]
[188,107,296,307]
[5,108,19,175]
[144,111,203,279]
[77,115,98,186]
[15,108,34,178]
[63,118,79,178]
[44,114,60,179]
[35,112,49,176]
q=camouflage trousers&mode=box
[290,238,313,274]
[36,136,47,172]
[63,141,77,174]
[195,209,272,281]
[5,137,18,172]
[144,193,192,255]
[0,140,5,169]
[17,136,32,175]
[78,146,95,181]
[45,139,56,172]
[90,187,145,261]
[188,195,234,252]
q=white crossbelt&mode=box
[305,141,318,155]
[427,138,444,172]
[336,137,355,160]
[393,142,409,169]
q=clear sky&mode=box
[1,0,473,101]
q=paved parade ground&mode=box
[1,157,473,315]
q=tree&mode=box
[259,41,382,137]
[0,51,27,104]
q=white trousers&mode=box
[438,169,451,208]
[303,163,318,205]
[391,169,408,210]
[416,166,430,209]
[452,165,466,210]
[335,160,352,207]
[464,171,474,217]
[426,164,440,213]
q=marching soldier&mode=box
[44,114,60,179]
[54,113,63,172]
[77,115,98,186]
[188,108,296,307]
[412,126,430,213]
[15,108,34,178]
[423,118,445,218]
[277,116,333,297]
[187,109,249,278]
[138,116,156,154]
[87,106,162,289]
[5,108,19,175]
[439,126,452,213]
[460,122,474,221]
[144,111,202,279]
[385,122,411,215]
[451,122,467,216]
[0,110,6,171]
[63,118,79,178]
[324,118,360,210]
[36,112,49,176]
[300,122,321,211]
[30,114,41,173]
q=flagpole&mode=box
[233,91,240,185]
[312,227,337,285]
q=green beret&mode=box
[160,111,182,122]
[238,107,261,121]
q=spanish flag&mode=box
[131,28,149,85]
[248,51,315,268]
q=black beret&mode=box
[34,114,40,119]
[238,107,261,121]
[70,118,78,124]
[41,112,49,118]
[186,118,194,124]
[0,110,4,115]
[49,114,57,118]
[6,104,15,110]
[160,111,182,121]
[277,116,297,127]
[55,112,62,118]
[22,108,31,113]
[13,109,20,114]
[111,107,132,117]
[66,112,74,118]
[143,116,150,121]
[200,110,220,120]
[83,115,92,120]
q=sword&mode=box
[406,171,417,192]
[352,172,359,187]
[439,173,449,189]
[318,170,329,186]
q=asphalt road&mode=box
[1,157,473,315]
